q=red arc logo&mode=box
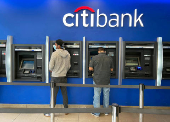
[74,6,95,13]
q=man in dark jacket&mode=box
[89,47,113,117]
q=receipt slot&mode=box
[12,44,45,81]
[50,41,82,78]
[123,42,157,79]
[162,42,170,79]
[86,41,119,78]
[0,40,6,77]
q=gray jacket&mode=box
[49,49,71,77]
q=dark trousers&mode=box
[51,77,68,108]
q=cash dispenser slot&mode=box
[86,41,118,78]
[74,62,78,65]
[145,63,150,66]
[144,72,150,77]
[165,68,170,72]
[12,45,45,82]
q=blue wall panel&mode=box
[0,0,170,106]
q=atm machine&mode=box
[50,41,82,78]
[123,41,157,79]
[162,42,170,79]
[86,41,119,78]
[0,40,6,77]
[12,44,45,81]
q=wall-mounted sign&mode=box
[63,6,144,28]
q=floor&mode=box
[0,104,169,122]
[0,113,170,122]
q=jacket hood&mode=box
[57,49,69,58]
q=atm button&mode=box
[73,54,79,56]
[144,63,150,66]
[74,62,78,65]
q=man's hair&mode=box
[98,47,105,52]
[56,39,64,47]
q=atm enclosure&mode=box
[50,41,82,78]
[162,42,170,79]
[86,41,119,78]
[0,40,6,77]
[12,44,45,81]
[123,42,157,79]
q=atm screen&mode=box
[90,51,98,55]
[89,51,98,62]
[125,57,140,66]
[21,60,34,69]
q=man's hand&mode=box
[89,67,94,71]
[49,70,52,73]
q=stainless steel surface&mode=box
[0,44,6,47]
[45,36,49,83]
[50,82,55,122]
[14,49,42,51]
[126,46,154,49]
[139,84,144,122]
[112,103,119,122]
[163,46,170,49]
[118,37,123,85]
[65,45,79,48]
[37,52,42,59]
[144,55,151,56]
[139,108,144,121]
[89,45,116,48]
[52,44,80,48]
[83,36,85,84]
[6,35,13,82]
[156,37,163,86]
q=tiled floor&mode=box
[0,113,169,122]
[0,105,169,122]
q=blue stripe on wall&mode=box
[0,0,170,106]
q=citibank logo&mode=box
[63,6,144,28]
